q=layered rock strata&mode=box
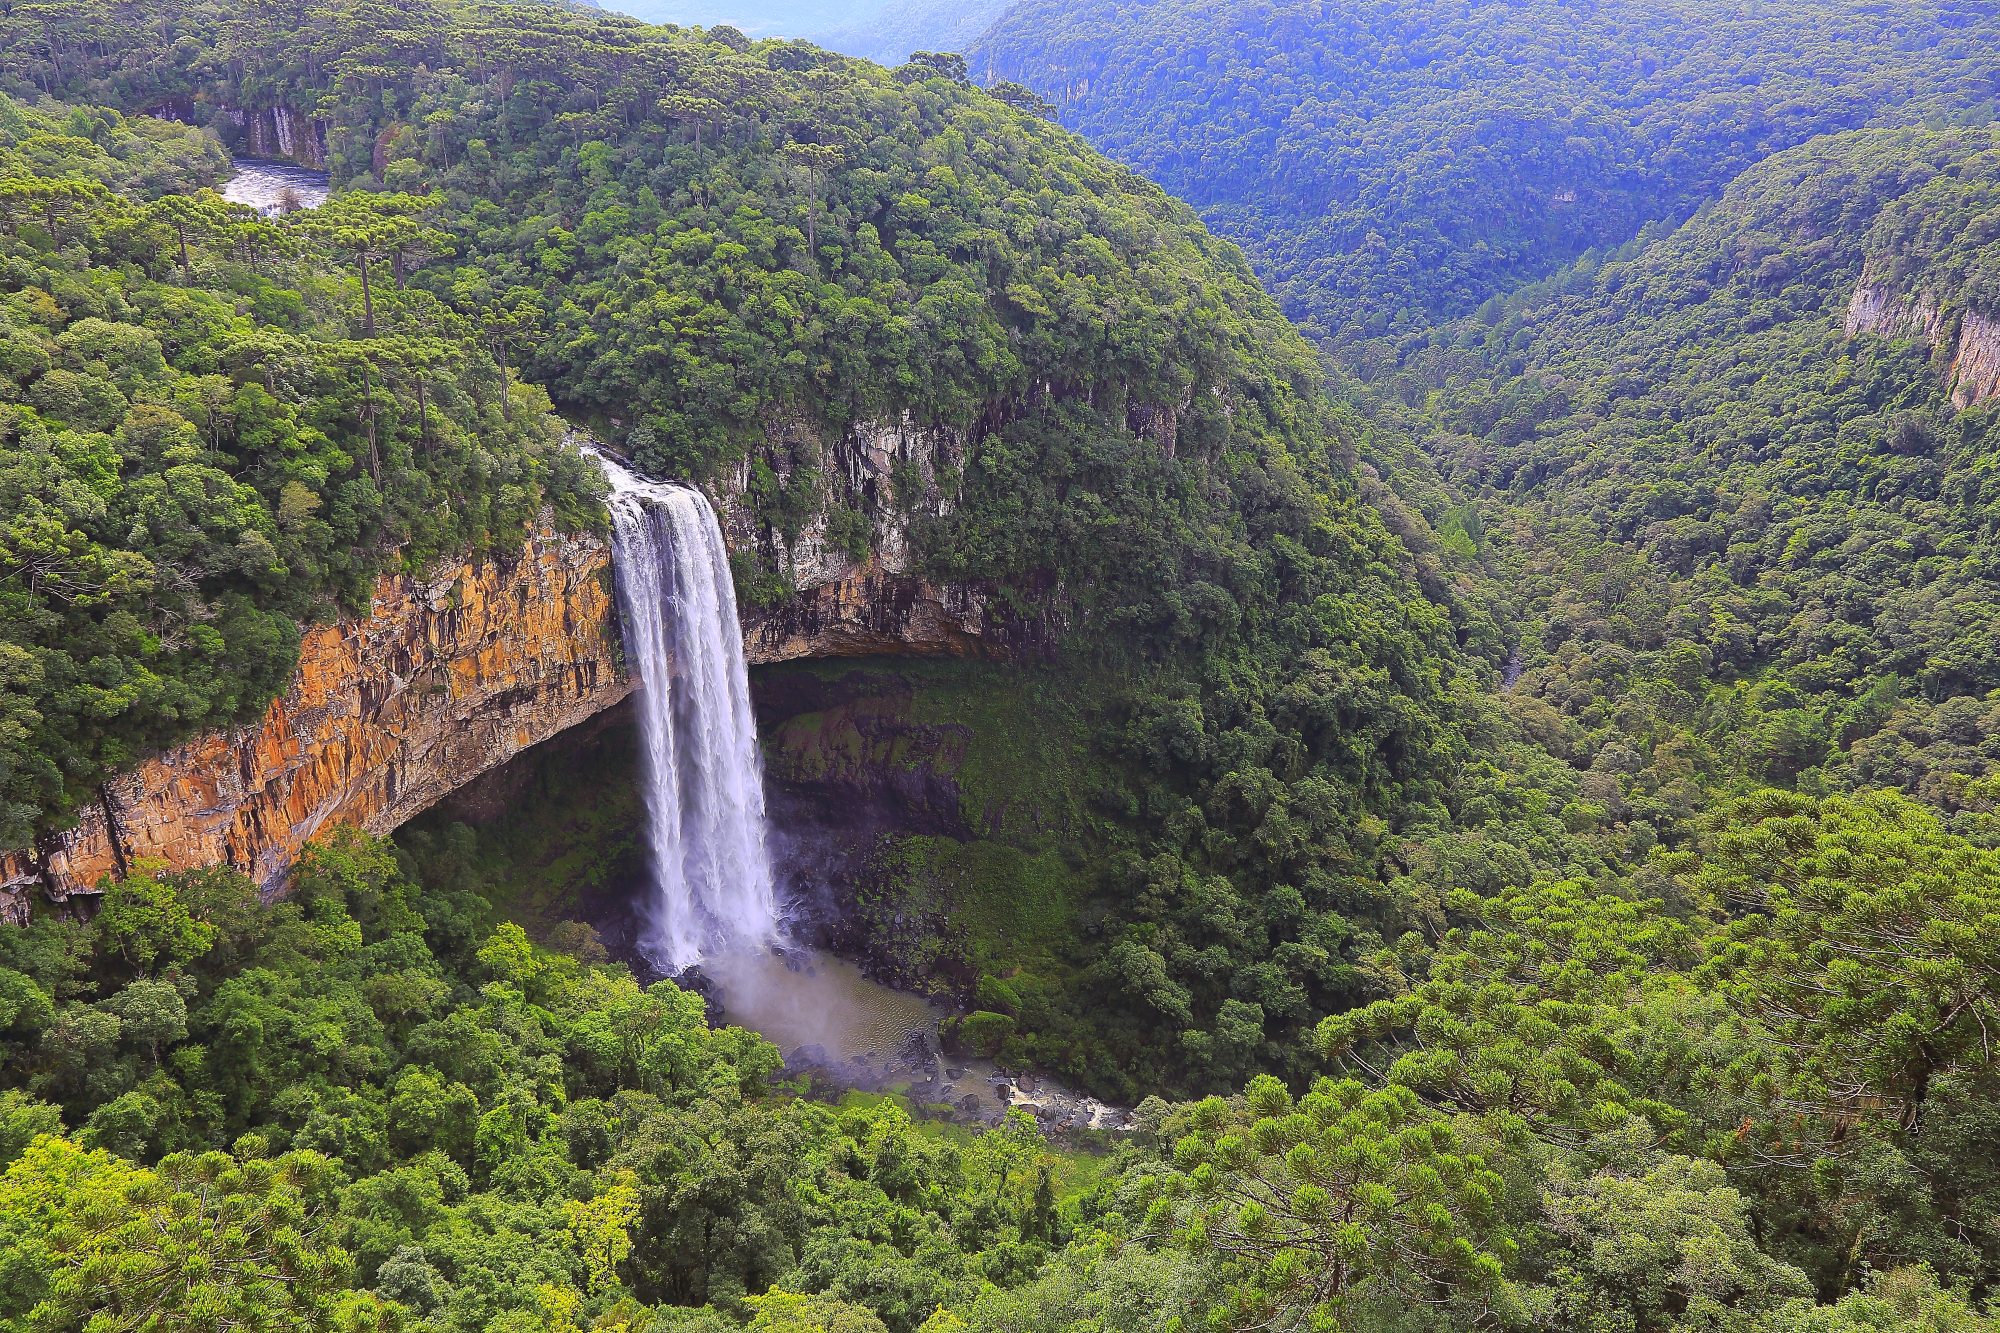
[1845,270,2000,408]
[1,524,627,912]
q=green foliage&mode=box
[1147,1077,1516,1331]
[6,5,2000,1330]
[1695,790,2000,1143]
[1307,790,2000,1310]
[0,92,598,848]
[0,831,1114,1332]
[1356,127,2000,847]
[1316,877,1710,1142]
[8,751,2000,1328]
[1756,1266,1999,1333]
[31,1144,354,1333]
[0,5,1478,1104]
[973,0,2000,344]
[1531,1126,1814,1333]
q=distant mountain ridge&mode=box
[595,0,1005,63]
[969,0,2000,346]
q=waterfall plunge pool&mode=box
[698,945,1135,1131]
[584,442,1132,1132]
[221,157,330,216]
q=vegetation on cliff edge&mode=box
[0,92,599,848]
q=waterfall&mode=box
[590,448,781,970]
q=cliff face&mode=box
[1949,310,2000,408]
[1,419,1026,921]
[144,98,329,168]
[710,415,1043,662]
[0,376,1027,906]
[743,560,997,663]
[0,524,627,916]
[229,103,327,168]
[1845,270,2000,408]
[1844,277,1947,345]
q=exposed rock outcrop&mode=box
[230,103,327,168]
[1949,310,2000,408]
[2,416,1031,920]
[1844,269,2000,409]
[145,97,329,169]
[1,523,627,910]
[743,560,995,662]
[1844,276,1947,345]
[710,414,1047,661]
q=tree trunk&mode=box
[362,361,381,480]
[493,337,512,423]
[359,253,377,336]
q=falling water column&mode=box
[592,450,780,971]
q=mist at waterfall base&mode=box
[586,448,1130,1127]
[588,450,969,1103]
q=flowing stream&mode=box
[220,157,330,216]
[592,449,782,971]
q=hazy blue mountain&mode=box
[596,0,1004,61]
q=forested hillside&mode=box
[1365,126,2000,842]
[971,0,2000,345]
[6,798,2000,1330]
[6,1,2000,1330]
[0,92,598,850]
[1,0,1478,1094]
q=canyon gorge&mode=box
[0,419,1012,925]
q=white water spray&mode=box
[591,448,781,970]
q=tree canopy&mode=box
[972,0,2000,347]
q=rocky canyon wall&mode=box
[1844,268,2000,409]
[713,414,1043,662]
[144,98,329,168]
[1,417,1023,921]
[0,523,627,918]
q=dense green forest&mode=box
[5,800,1999,1330]
[970,0,2000,346]
[1358,126,2000,842]
[0,90,599,849]
[0,0,1478,1095]
[4,0,2000,1329]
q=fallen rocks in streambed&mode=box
[986,1073,1138,1133]
[701,943,1134,1132]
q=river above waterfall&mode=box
[222,157,330,216]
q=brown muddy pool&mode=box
[699,946,1133,1130]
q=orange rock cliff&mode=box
[0,417,1024,922]
[0,522,630,917]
